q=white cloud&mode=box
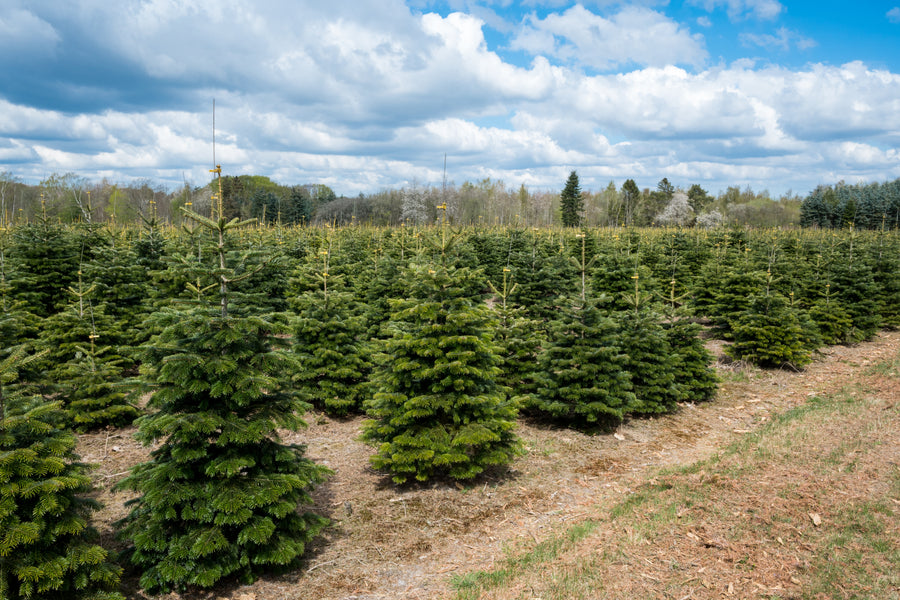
[740,27,816,52]
[510,5,707,70]
[688,0,783,21]
[2,1,900,197]
[888,7,900,23]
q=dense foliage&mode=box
[2,210,899,594]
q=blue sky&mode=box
[1,0,899,198]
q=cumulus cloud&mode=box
[888,7,900,23]
[1,1,899,196]
[510,5,707,70]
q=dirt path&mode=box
[77,331,900,600]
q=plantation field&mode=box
[80,331,900,600]
[3,217,900,597]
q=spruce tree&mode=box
[116,208,330,593]
[362,262,519,484]
[0,348,124,600]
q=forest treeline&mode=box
[0,171,801,229]
[3,170,898,230]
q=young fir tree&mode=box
[659,280,718,404]
[35,271,123,387]
[116,207,330,593]
[290,258,372,417]
[362,262,519,484]
[488,269,543,403]
[531,296,634,428]
[726,290,815,369]
[0,348,124,600]
[0,238,41,367]
[53,339,140,432]
[615,275,680,415]
[7,213,81,318]
[808,282,854,345]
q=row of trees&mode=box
[3,170,806,230]
[2,211,899,596]
[800,178,900,229]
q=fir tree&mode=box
[616,276,679,414]
[531,297,634,428]
[659,279,718,404]
[488,269,543,402]
[116,208,330,593]
[53,340,140,432]
[7,217,80,318]
[560,171,583,228]
[362,262,519,484]
[727,292,814,369]
[291,280,372,417]
[0,348,124,600]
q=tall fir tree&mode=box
[116,207,330,593]
[560,171,583,228]
[362,262,519,484]
[0,348,124,600]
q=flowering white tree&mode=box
[656,192,694,226]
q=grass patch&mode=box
[451,351,900,600]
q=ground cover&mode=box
[77,331,900,599]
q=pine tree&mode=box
[362,262,519,484]
[560,171,583,228]
[0,348,124,600]
[116,208,330,593]
[531,297,634,428]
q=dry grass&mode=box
[76,331,900,599]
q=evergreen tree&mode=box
[664,318,718,403]
[727,292,815,369]
[8,219,80,318]
[616,278,679,414]
[116,209,330,593]
[291,286,372,417]
[53,341,140,432]
[362,263,519,484]
[531,297,634,428]
[560,171,583,228]
[0,348,124,600]
[489,269,543,403]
